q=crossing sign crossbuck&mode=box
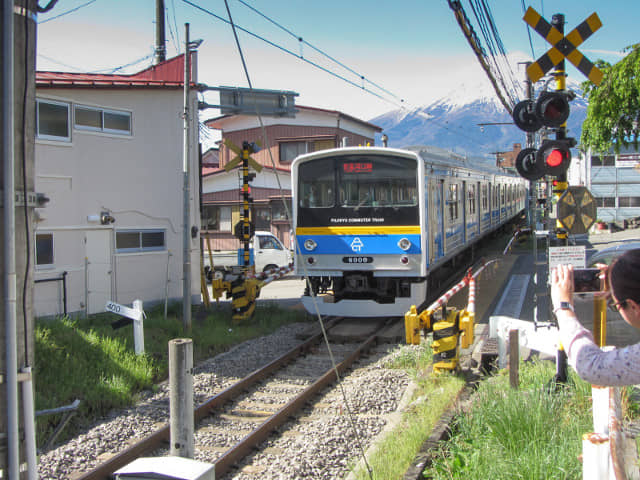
[524,7,603,85]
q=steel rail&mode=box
[76,317,343,480]
[214,327,383,478]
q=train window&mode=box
[467,184,476,215]
[447,183,459,221]
[482,185,488,210]
[338,155,417,208]
[298,160,335,208]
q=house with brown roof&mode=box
[34,54,201,317]
[202,106,382,251]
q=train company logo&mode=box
[350,238,364,252]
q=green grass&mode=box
[424,359,595,479]
[35,301,309,448]
[349,344,467,480]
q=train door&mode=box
[475,181,481,237]
[461,181,467,244]
[436,179,445,259]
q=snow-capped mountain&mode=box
[371,75,587,159]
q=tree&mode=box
[581,43,640,154]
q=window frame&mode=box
[74,104,132,136]
[36,98,71,142]
[35,232,55,269]
[115,229,166,253]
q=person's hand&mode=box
[551,264,574,310]
[593,263,611,300]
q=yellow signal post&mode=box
[431,308,461,374]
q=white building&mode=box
[34,54,201,317]
[582,147,640,223]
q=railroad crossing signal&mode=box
[557,186,597,235]
[523,7,603,85]
[224,139,263,173]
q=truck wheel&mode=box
[263,264,278,273]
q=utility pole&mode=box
[1,0,38,478]
[182,23,191,329]
[154,0,166,65]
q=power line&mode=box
[181,0,488,145]
[38,0,97,24]
[235,0,405,104]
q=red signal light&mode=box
[546,149,564,167]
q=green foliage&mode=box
[425,359,593,479]
[34,303,308,447]
[581,43,640,154]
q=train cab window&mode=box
[298,161,335,208]
[338,155,417,208]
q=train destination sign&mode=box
[343,162,373,173]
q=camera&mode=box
[573,268,602,293]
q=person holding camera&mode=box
[551,248,640,386]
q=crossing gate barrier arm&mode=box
[405,260,498,372]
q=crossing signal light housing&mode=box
[512,91,573,133]
[512,100,543,132]
[515,147,545,181]
[536,139,575,177]
[535,91,570,128]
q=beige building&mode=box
[34,54,201,317]
[202,106,382,251]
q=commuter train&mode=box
[291,145,527,318]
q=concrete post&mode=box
[132,299,144,355]
[169,338,194,458]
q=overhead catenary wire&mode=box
[234,0,405,105]
[221,1,375,477]
[37,0,97,24]
[182,0,490,146]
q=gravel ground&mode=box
[38,322,414,480]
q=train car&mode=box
[292,145,526,317]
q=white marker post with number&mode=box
[106,299,145,355]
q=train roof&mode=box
[405,145,515,177]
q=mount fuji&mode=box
[370,73,587,161]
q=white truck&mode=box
[204,231,292,280]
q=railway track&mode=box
[75,317,392,479]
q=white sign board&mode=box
[105,301,143,321]
[548,245,586,271]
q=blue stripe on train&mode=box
[296,234,422,255]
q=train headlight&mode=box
[304,239,317,251]
[397,238,412,251]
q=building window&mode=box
[271,200,290,221]
[254,207,271,230]
[619,196,640,207]
[37,99,70,141]
[591,155,615,166]
[115,230,165,252]
[279,139,335,163]
[35,233,54,267]
[201,205,231,232]
[74,105,131,135]
[595,197,615,207]
[280,141,310,163]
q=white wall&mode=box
[34,88,201,317]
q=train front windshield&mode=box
[297,154,418,227]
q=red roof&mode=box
[36,54,192,89]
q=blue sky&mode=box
[37,0,638,121]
